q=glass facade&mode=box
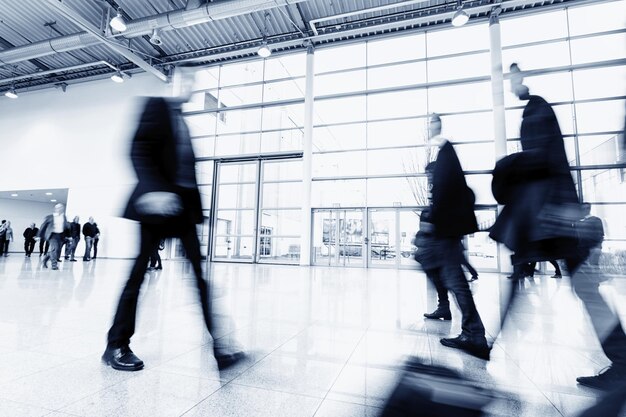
[184,0,626,270]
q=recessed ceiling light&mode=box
[50,199,57,202]
[11,193,18,197]
[45,192,53,196]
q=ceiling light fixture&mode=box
[45,192,53,196]
[50,199,57,202]
[110,9,127,32]
[257,42,272,58]
[111,71,125,83]
[11,193,18,197]
[257,13,272,58]
[5,87,18,99]
[451,0,469,27]
[149,28,163,46]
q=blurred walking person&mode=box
[39,204,69,270]
[2,221,13,256]
[65,216,81,261]
[416,114,489,360]
[82,217,97,261]
[102,64,244,372]
[490,63,626,388]
[91,221,100,259]
[0,220,6,256]
[23,223,38,257]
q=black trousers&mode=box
[0,237,5,255]
[39,239,50,255]
[24,239,35,255]
[426,264,486,339]
[92,237,99,258]
[107,223,212,348]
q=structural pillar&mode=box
[300,43,315,266]
[488,6,511,273]
[489,6,507,160]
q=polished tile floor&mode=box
[0,255,624,416]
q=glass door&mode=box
[367,208,421,268]
[312,209,366,267]
[368,209,397,267]
[212,162,259,262]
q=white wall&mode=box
[0,199,55,253]
[0,74,171,258]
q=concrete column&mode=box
[489,7,512,274]
[489,6,507,160]
[300,44,314,266]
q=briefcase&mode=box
[380,357,494,417]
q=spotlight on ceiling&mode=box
[257,42,272,58]
[451,1,469,27]
[5,87,18,99]
[111,71,125,83]
[149,28,162,46]
[110,10,127,32]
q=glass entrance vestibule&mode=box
[198,156,304,264]
[311,207,499,270]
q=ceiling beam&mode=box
[44,0,168,82]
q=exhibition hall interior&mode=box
[0,0,625,415]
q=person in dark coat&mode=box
[102,65,244,373]
[65,216,81,261]
[23,223,39,257]
[416,115,489,360]
[490,63,626,389]
[39,204,69,270]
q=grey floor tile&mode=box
[326,365,400,408]
[183,384,321,417]
[0,356,135,410]
[314,399,382,417]
[232,352,344,398]
[60,370,222,417]
[0,398,53,417]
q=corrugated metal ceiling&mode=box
[0,0,577,94]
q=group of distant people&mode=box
[18,206,100,270]
[412,62,624,398]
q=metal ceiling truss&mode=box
[0,0,612,95]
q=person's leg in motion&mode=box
[178,223,244,370]
[48,235,61,270]
[103,225,161,371]
[461,256,479,281]
[568,256,626,390]
[550,260,562,278]
[423,268,451,320]
[439,263,490,360]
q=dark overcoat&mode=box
[490,95,580,261]
[123,97,203,228]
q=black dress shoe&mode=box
[577,366,626,390]
[423,307,452,321]
[440,334,491,360]
[51,266,59,270]
[102,346,144,371]
[214,349,246,371]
